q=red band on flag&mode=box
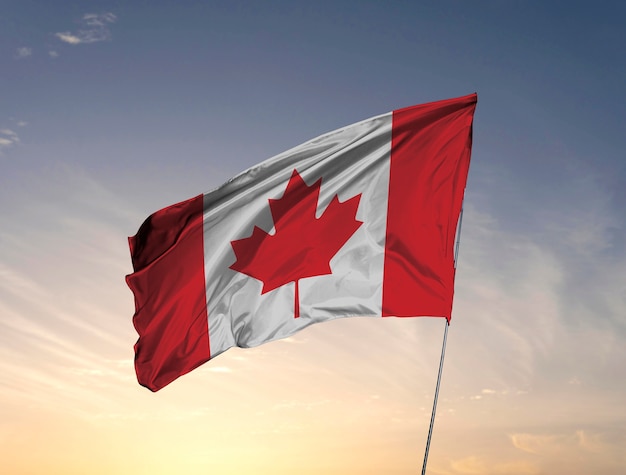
[127,195,210,391]
[382,94,476,320]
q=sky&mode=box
[1,1,625,474]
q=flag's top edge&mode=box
[394,93,477,115]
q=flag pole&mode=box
[420,204,464,475]
[420,319,449,475]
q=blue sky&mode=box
[1,2,625,474]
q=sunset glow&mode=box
[2,2,625,474]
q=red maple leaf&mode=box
[229,169,363,318]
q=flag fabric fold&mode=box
[127,93,477,391]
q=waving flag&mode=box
[127,93,477,391]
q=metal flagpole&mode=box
[421,320,449,475]
[420,204,464,475]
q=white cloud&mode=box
[55,32,83,45]
[48,50,59,58]
[55,12,117,45]
[83,12,117,27]
[0,129,20,154]
[16,121,28,127]
[16,47,32,58]
[0,129,19,140]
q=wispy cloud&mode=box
[0,165,148,416]
[15,47,32,59]
[55,12,117,45]
[55,33,83,45]
[507,429,626,474]
[0,129,20,154]
[448,456,540,475]
[510,430,606,455]
[83,12,117,27]
[206,366,232,373]
[48,50,59,58]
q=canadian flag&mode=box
[127,93,477,391]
